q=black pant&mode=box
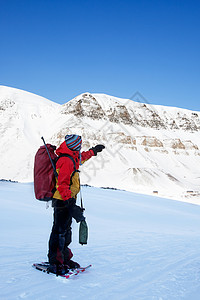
[48,200,85,264]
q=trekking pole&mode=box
[80,186,85,211]
[41,136,58,178]
[78,177,85,211]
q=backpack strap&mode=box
[57,154,77,171]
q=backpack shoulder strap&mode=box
[57,154,76,171]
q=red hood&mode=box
[56,141,80,163]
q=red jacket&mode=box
[53,141,94,201]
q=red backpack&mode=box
[34,142,58,201]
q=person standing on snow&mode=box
[48,134,105,275]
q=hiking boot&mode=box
[63,264,70,274]
[48,263,66,275]
[65,259,80,269]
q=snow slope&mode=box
[1,181,200,299]
[0,86,59,181]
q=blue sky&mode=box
[0,0,200,111]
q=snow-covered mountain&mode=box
[1,85,200,202]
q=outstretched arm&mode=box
[81,145,105,164]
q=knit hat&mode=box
[65,134,82,151]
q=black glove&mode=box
[69,204,85,223]
[91,144,105,156]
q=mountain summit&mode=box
[0,86,200,201]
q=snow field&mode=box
[1,182,200,299]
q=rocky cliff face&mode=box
[61,93,106,120]
[60,92,200,132]
[53,92,200,156]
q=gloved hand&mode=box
[91,144,105,156]
[69,204,85,223]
